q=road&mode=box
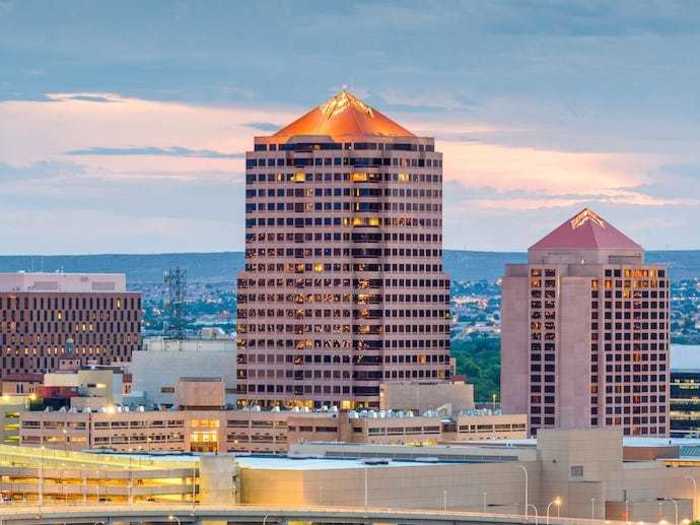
[0,503,609,525]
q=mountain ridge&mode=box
[0,250,696,284]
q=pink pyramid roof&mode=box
[529,209,642,252]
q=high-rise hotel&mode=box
[236,91,451,408]
[501,209,670,436]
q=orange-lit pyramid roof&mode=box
[529,209,642,252]
[271,90,415,141]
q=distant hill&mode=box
[0,250,696,285]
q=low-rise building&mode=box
[20,377,526,453]
[10,426,700,522]
[379,380,475,413]
[128,333,236,407]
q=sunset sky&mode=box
[1,1,699,253]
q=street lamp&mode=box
[546,497,562,525]
[667,498,679,525]
[686,476,697,520]
[527,504,540,525]
[659,498,679,525]
[363,467,368,510]
[168,516,181,525]
[517,465,529,519]
[592,497,597,520]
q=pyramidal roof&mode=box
[271,90,415,141]
[529,209,642,252]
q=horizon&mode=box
[2,1,700,253]
[0,247,698,258]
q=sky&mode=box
[1,0,699,254]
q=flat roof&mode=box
[236,456,431,470]
[0,272,127,293]
[102,452,492,470]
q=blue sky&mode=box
[0,0,698,253]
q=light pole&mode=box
[686,476,697,519]
[518,465,529,519]
[364,467,368,510]
[664,498,679,525]
[443,489,447,512]
[527,504,540,525]
[483,491,488,513]
[38,446,44,508]
[591,497,596,520]
[546,497,562,525]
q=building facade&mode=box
[0,273,141,378]
[502,209,670,436]
[236,90,451,408]
[19,405,526,454]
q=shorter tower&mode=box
[0,272,141,377]
[501,209,670,436]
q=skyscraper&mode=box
[236,90,451,408]
[501,209,670,436]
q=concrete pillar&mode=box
[198,455,239,504]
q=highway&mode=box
[0,503,610,525]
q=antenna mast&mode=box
[164,267,187,339]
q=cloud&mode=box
[1,87,698,252]
[243,121,280,132]
[65,146,244,159]
[59,95,119,103]
[45,93,123,103]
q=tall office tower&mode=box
[237,90,451,409]
[501,209,670,436]
[0,273,141,378]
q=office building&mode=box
[0,272,141,378]
[237,90,451,408]
[502,209,670,436]
[670,345,700,437]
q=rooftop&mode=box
[529,208,642,253]
[0,272,127,293]
[270,90,415,142]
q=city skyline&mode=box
[1,1,700,254]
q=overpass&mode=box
[0,504,605,525]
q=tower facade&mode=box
[236,91,451,408]
[501,209,670,436]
